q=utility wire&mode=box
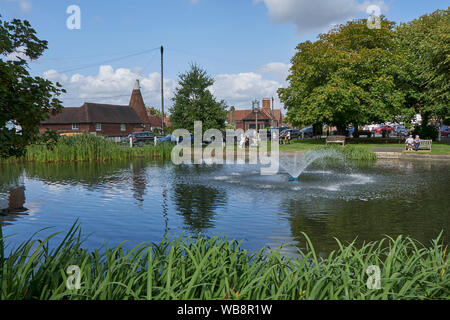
[36,47,160,74]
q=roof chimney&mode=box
[262,98,271,110]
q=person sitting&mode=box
[405,135,414,151]
[414,135,421,151]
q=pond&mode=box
[1,156,449,256]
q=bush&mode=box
[413,125,439,140]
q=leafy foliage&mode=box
[279,18,408,133]
[169,64,227,134]
[0,223,448,300]
[0,16,65,158]
[397,8,450,123]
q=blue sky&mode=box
[1,0,448,111]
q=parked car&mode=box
[128,131,155,146]
[440,126,450,138]
[395,125,407,136]
[157,134,175,144]
[375,125,394,134]
[281,129,302,139]
[299,127,314,138]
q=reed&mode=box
[0,135,174,164]
[315,145,378,161]
[0,223,448,300]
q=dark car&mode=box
[128,131,155,146]
[440,126,450,138]
[280,129,301,140]
[299,127,314,138]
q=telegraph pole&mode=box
[160,46,165,134]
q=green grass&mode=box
[0,135,174,164]
[279,139,450,155]
[0,223,448,300]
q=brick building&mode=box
[40,80,152,139]
[227,98,283,130]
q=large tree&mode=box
[397,8,449,125]
[278,18,408,134]
[0,16,65,158]
[169,64,227,134]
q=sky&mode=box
[1,0,448,112]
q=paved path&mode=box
[371,147,404,153]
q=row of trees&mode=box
[278,8,449,136]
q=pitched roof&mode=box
[42,103,143,124]
[228,108,283,122]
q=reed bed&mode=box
[0,224,448,300]
[315,145,378,161]
[0,135,173,164]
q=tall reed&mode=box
[0,135,173,164]
[315,145,378,161]
[0,223,448,300]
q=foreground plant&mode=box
[0,224,448,300]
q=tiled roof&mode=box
[42,103,142,124]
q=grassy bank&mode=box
[0,224,448,300]
[0,135,174,164]
[279,139,450,155]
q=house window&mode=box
[96,123,102,131]
[72,123,79,130]
[120,124,126,132]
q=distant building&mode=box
[40,80,152,139]
[227,98,283,130]
[146,109,170,132]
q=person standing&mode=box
[414,135,421,151]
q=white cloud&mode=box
[255,0,387,34]
[44,66,177,108]
[258,62,291,81]
[3,46,29,61]
[3,0,32,13]
[43,64,287,111]
[210,72,283,109]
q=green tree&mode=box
[278,18,408,134]
[147,106,162,117]
[0,16,65,158]
[169,64,227,133]
[397,8,450,125]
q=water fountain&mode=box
[279,148,345,181]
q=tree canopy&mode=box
[0,16,65,158]
[169,64,227,133]
[278,17,409,133]
[397,8,449,124]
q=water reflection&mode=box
[130,162,147,205]
[0,159,448,255]
[1,186,28,226]
[172,184,226,234]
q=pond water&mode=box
[1,156,449,256]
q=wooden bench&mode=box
[326,135,346,146]
[406,139,432,151]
